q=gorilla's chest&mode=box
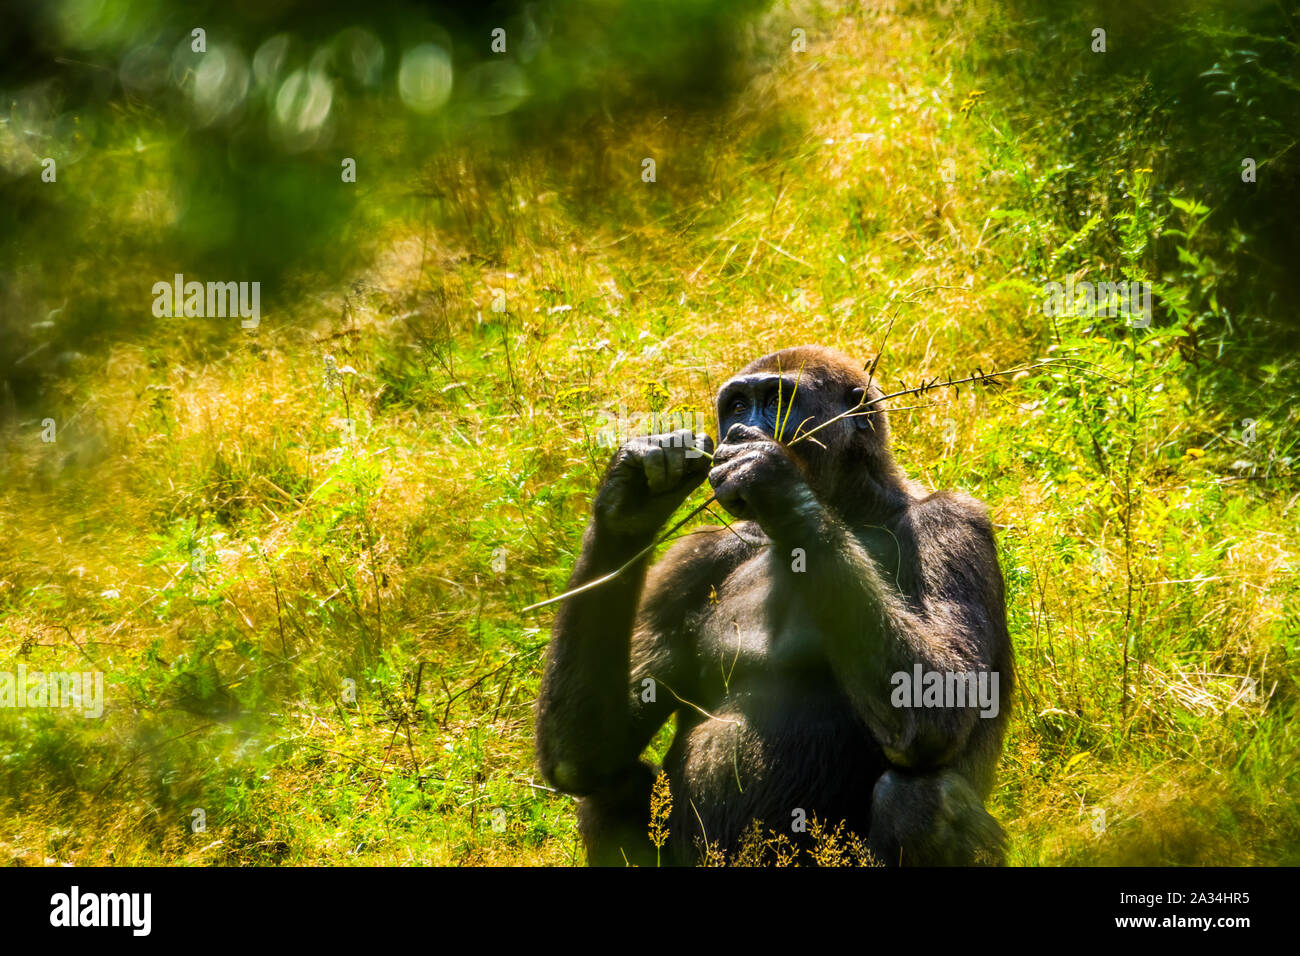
[664,651,881,861]
[665,545,888,859]
[693,552,829,692]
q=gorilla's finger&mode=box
[706,458,735,489]
[706,457,747,493]
[684,432,715,473]
[662,437,685,489]
[711,440,750,467]
[715,448,764,475]
[660,429,691,456]
[643,444,670,492]
[710,474,750,517]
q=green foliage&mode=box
[0,0,1296,866]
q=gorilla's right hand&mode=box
[593,429,715,539]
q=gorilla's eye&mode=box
[729,398,747,416]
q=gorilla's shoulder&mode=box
[899,490,998,556]
[910,489,992,524]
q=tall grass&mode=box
[0,0,1296,864]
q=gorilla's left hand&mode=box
[708,425,819,539]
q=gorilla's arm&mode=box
[535,430,712,796]
[535,525,657,794]
[797,494,1008,771]
[709,435,1008,772]
[537,527,732,867]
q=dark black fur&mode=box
[536,346,1012,865]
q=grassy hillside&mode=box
[1,0,1296,865]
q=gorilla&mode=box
[535,345,1012,865]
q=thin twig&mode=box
[521,496,718,613]
[523,358,1107,610]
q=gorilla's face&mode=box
[714,368,868,511]
[715,371,810,444]
[714,349,897,517]
[716,369,866,450]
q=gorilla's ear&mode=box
[848,387,871,430]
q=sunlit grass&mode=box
[0,0,1296,865]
